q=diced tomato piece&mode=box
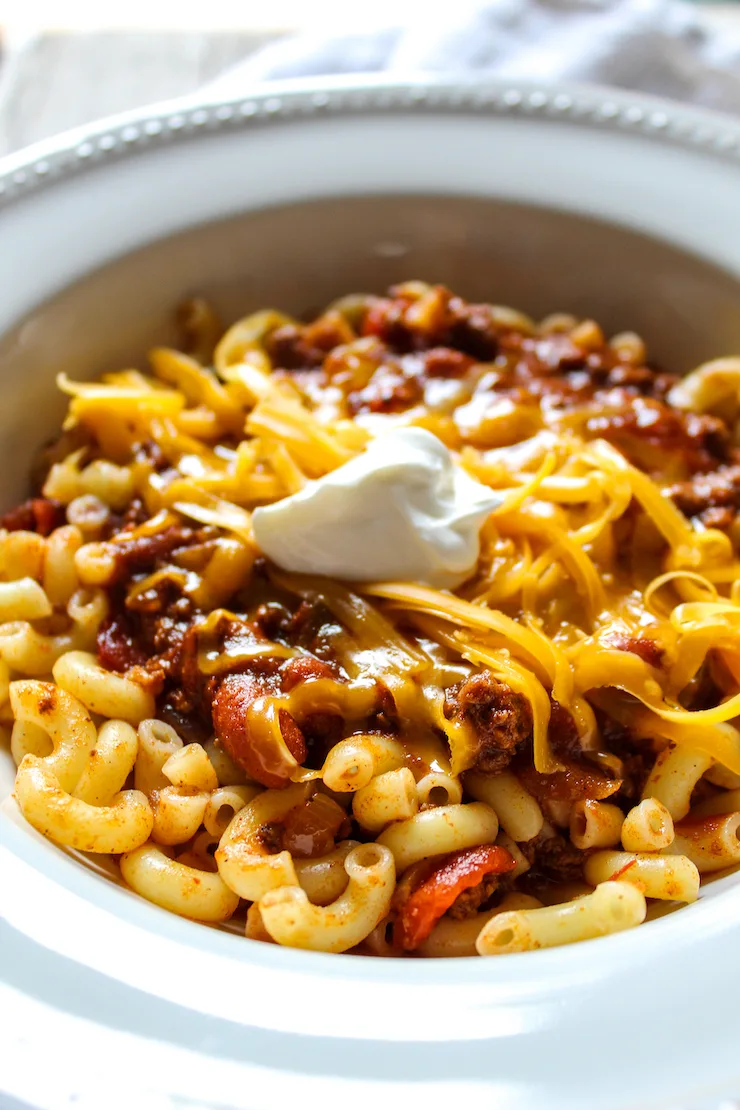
[395,844,516,951]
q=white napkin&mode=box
[204,0,740,114]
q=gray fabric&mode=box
[203,0,740,113]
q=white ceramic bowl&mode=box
[1,77,739,1110]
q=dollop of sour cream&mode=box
[251,427,502,588]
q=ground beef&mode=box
[524,830,586,884]
[421,347,475,378]
[668,463,740,529]
[344,285,733,480]
[266,324,327,371]
[156,702,212,745]
[447,872,502,919]
[253,601,294,639]
[301,712,345,766]
[444,672,533,774]
[101,497,151,540]
[345,346,474,416]
[255,822,284,854]
[547,699,583,761]
[586,399,730,475]
[516,757,621,804]
[447,303,501,361]
[96,611,147,672]
[596,712,653,802]
[266,598,344,660]
[1,496,65,536]
[346,356,425,415]
[109,523,198,580]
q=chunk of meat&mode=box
[597,712,652,802]
[588,401,729,476]
[524,830,586,884]
[447,302,500,361]
[394,845,516,951]
[668,464,740,529]
[547,699,583,761]
[110,524,197,579]
[97,611,147,672]
[301,712,344,766]
[1,496,65,536]
[516,759,621,804]
[272,598,344,661]
[421,347,475,378]
[602,632,664,669]
[255,822,284,854]
[266,324,327,370]
[347,359,425,415]
[447,871,502,920]
[211,672,307,788]
[156,703,212,746]
[253,601,294,639]
[445,672,533,774]
[177,624,212,715]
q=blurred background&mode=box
[0,0,739,155]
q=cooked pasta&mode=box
[2,282,739,956]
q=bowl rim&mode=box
[1,73,739,211]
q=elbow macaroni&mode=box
[10,679,97,791]
[15,755,153,854]
[0,578,52,622]
[293,841,359,906]
[377,802,499,873]
[584,850,700,902]
[621,798,675,852]
[321,734,405,792]
[43,525,82,607]
[73,719,139,806]
[476,882,647,955]
[642,745,714,821]
[465,771,543,842]
[414,770,463,807]
[0,530,47,582]
[11,719,53,765]
[419,894,543,958]
[151,787,210,846]
[121,842,239,921]
[215,783,309,901]
[203,739,248,787]
[259,843,395,952]
[135,719,184,796]
[666,814,740,873]
[569,799,624,850]
[162,743,219,793]
[0,622,79,675]
[52,651,155,724]
[203,784,261,836]
[352,767,418,832]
